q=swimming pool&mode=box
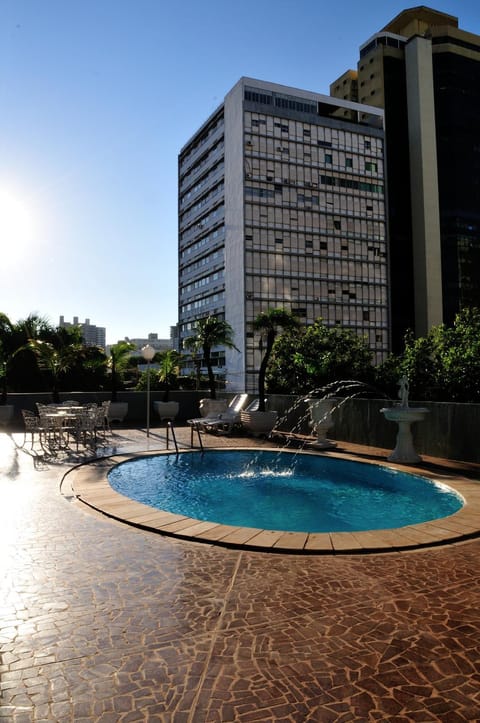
[108,450,463,533]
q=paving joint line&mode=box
[187,551,244,723]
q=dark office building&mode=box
[331,6,480,350]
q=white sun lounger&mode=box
[187,393,249,439]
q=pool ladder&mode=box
[188,421,204,452]
[165,420,182,455]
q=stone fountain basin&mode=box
[381,406,429,423]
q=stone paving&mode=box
[2,427,480,722]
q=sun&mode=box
[0,188,35,264]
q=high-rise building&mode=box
[59,316,106,348]
[331,6,480,349]
[178,77,388,392]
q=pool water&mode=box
[108,450,463,533]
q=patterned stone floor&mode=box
[1,426,480,721]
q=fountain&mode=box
[272,380,386,455]
[381,376,429,464]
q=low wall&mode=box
[269,395,480,465]
[3,392,480,464]
[1,391,208,428]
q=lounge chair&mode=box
[201,397,262,436]
[187,393,249,439]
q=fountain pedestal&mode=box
[306,398,337,449]
[381,406,429,464]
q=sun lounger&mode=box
[201,398,263,436]
[187,393,249,439]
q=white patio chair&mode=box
[21,410,47,449]
[72,411,97,450]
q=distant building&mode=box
[170,324,180,351]
[120,333,172,355]
[59,316,106,348]
[178,77,387,392]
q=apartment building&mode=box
[59,315,106,349]
[178,78,387,392]
[331,6,480,349]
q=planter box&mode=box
[0,404,14,427]
[240,410,278,437]
[153,401,179,421]
[108,402,128,423]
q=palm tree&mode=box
[27,326,86,402]
[253,309,300,412]
[158,349,181,402]
[28,337,82,403]
[183,316,238,399]
[108,341,136,402]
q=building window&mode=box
[325,154,333,164]
[365,161,377,172]
[345,158,353,168]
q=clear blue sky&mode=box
[1,0,478,344]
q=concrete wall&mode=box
[4,392,480,464]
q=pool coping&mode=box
[69,447,480,554]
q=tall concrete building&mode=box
[331,6,480,349]
[178,78,387,392]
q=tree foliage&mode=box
[0,313,87,399]
[4,305,480,404]
[374,307,480,402]
[0,313,15,404]
[136,349,182,400]
[266,318,374,395]
[108,341,136,401]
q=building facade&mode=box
[178,78,388,392]
[59,316,106,349]
[331,6,480,349]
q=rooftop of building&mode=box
[382,6,458,36]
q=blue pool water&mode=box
[108,450,463,533]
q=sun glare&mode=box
[0,188,35,264]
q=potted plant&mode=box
[183,315,238,417]
[108,341,136,423]
[153,349,181,421]
[241,308,300,437]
